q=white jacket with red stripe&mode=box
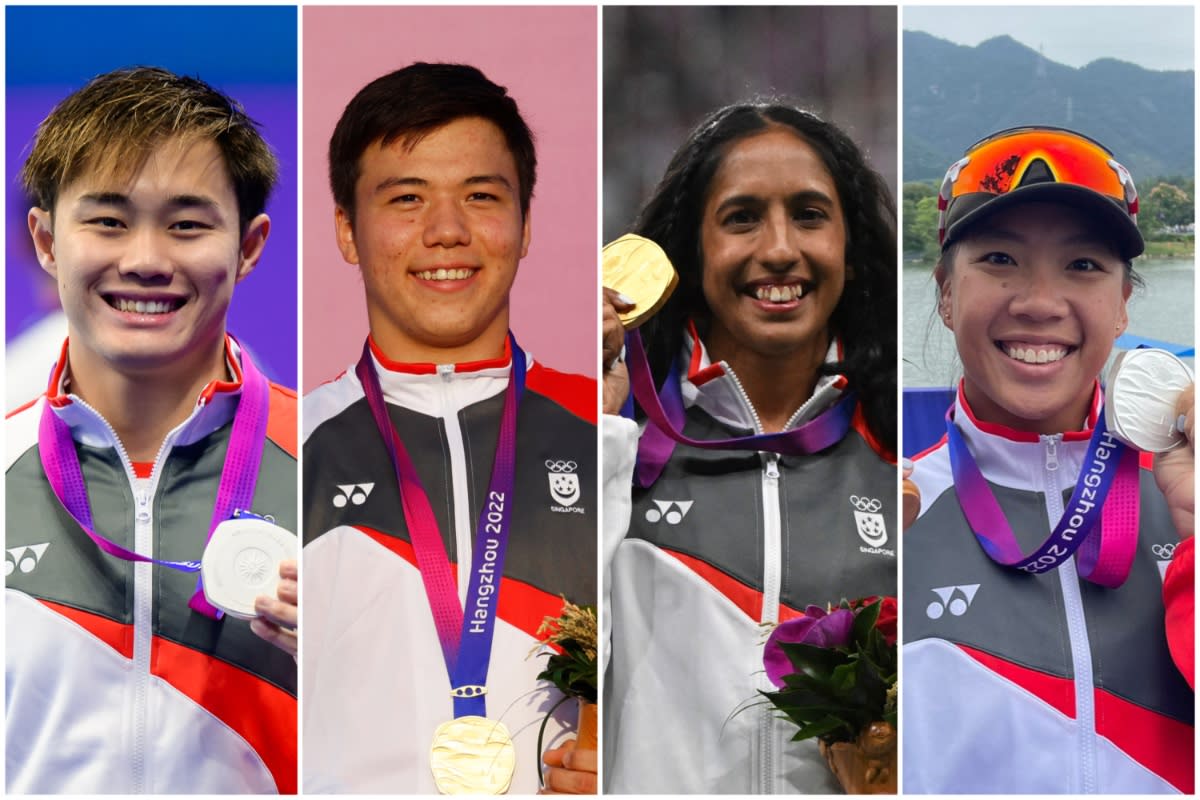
[902,384,1194,793]
[5,338,298,793]
[301,340,597,794]
[603,331,896,793]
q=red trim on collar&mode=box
[197,338,243,404]
[47,340,71,408]
[957,380,1100,443]
[132,461,154,479]
[45,337,245,408]
[684,321,725,386]
[367,334,511,374]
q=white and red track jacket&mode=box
[6,338,298,793]
[903,383,1193,794]
[301,338,597,793]
[603,328,896,793]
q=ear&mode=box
[335,206,359,265]
[519,208,531,260]
[1116,280,1132,337]
[937,269,953,330]
[236,214,270,283]
[28,208,57,279]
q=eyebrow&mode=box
[372,174,515,195]
[713,189,835,216]
[77,192,220,211]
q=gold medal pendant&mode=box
[429,716,516,794]
[602,233,679,329]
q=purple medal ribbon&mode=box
[356,334,524,718]
[625,329,856,487]
[946,406,1139,587]
[38,341,271,619]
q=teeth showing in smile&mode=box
[113,298,176,314]
[1002,344,1069,364]
[417,268,474,281]
[753,284,804,303]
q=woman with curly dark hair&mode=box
[598,102,898,793]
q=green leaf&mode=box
[792,716,852,743]
[778,641,849,675]
[850,598,881,646]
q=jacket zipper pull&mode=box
[764,453,780,480]
[437,364,454,381]
[136,489,151,522]
[1043,436,1059,472]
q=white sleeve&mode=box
[600,414,638,674]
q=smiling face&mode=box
[28,136,267,388]
[939,201,1131,433]
[336,116,531,363]
[698,127,847,367]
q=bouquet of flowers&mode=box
[529,599,598,787]
[761,596,897,794]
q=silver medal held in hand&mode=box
[1105,348,1194,453]
[201,511,297,619]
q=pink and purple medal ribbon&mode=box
[625,329,856,487]
[356,334,524,719]
[946,407,1139,587]
[38,342,271,619]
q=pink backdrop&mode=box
[302,6,598,391]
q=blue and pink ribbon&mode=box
[38,341,271,619]
[625,328,856,487]
[356,334,525,719]
[946,408,1139,587]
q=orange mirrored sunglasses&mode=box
[937,126,1139,244]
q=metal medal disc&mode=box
[429,716,516,794]
[602,233,679,329]
[201,516,296,620]
[1105,348,1194,453]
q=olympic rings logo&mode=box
[1152,543,1177,560]
[850,495,882,513]
[545,460,577,474]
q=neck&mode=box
[706,330,829,433]
[64,338,231,462]
[369,319,510,366]
[961,380,1093,436]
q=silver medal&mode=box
[201,515,297,619]
[1105,348,1193,453]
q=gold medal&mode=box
[602,233,679,329]
[429,716,516,794]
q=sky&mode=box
[903,6,1194,72]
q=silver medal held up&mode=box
[1104,348,1194,453]
[201,512,297,619]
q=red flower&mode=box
[859,595,897,647]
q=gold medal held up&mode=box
[429,716,516,794]
[602,234,679,329]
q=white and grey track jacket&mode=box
[604,329,897,794]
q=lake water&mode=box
[902,258,1195,387]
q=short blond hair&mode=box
[21,66,278,230]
